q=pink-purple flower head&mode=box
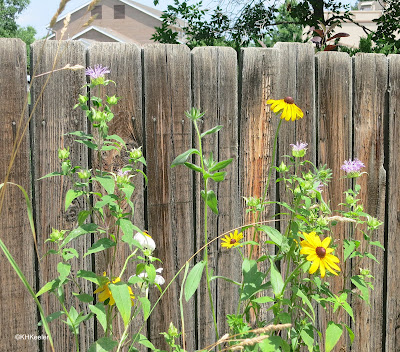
[341,158,365,178]
[85,64,110,79]
[290,141,308,157]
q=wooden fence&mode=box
[0,38,398,351]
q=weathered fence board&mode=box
[0,38,37,352]
[352,53,387,352]
[386,54,400,352]
[143,44,195,351]
[0,40,398,352]
[192,46,240,347]
[88,42,145,348]
[30,40,92,351]
[239,47,280,324]
[316,51,352,350]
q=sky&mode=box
[16,0,356,39]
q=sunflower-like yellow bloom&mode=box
[94,273,135,306]
[221,230,243,249]
[300,232,340,278]
[267,97,304,121]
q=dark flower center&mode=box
[316,247,326,258]
[284,96,294,104]
[230,238,237,244]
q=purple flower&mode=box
[290,141,308,157]
[117,169,130,177]
[341,158,365,174]
[85,64,110,79]
[315,182,323,192]
[290,141,308,151]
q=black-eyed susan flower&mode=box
[94,273,135,306]
[300,232,340,278]
[221,230,243,249]
[267,97,304,121]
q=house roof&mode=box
[48,0,165,26]
[71,25,141,44]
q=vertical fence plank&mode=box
[352,53,387,352]
[31,40,91,351]
[0,38,37,352]
[316,51,352,349]
[87,42,145,348]
[192,46,240,347]
[386,54,400,352]
[143,44,194,351]
[239,48,280,323]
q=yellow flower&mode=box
[94,273,135,306]
[267,97,304,121]
[221,230,243,249]
[300,232,340,278]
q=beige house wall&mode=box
[51,0,165,44]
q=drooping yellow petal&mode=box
[319,260,326,278]
[321,237,331,249]
[326,253,340,263]
[324,260,339,276]
[309,258,320,274]
[324,256,341,271]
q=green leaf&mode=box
[76,139,98,150]
[69,131,94,139]
[138,297,151,321]
[132,333,156,349]
[294,286,315,322]
[65,189,85,211]
[270,259,284,296]
[145,264,156,283]
[252,296,275,304]
[38,311,65,326]
[300,325,314,352]
[36,279,59,297]
[200,125,223,138]
[201,189,218,214]
[61,223,98,247]
[183,162,203,173]
[210,275,241,286]
[109,282,132,327]
[351,275,370,302]
[185,261,206,301]
[259,336,285,351]
[210,171,226,182]
[88,337,118,352]
[325,322,343,352]
[57,262,71,282]
[257,225,283,246]
[77,210,91,226]
[344,324,355,344]
[84,238,116,257]
[105,134,126,147]
[344,239,356,262]
[62,248,79,261]
[94,175,115,194]
[89,303,107,332]
[241,259,267,300]
[365,252,379,263]
[171,148,200,167]
[370,240,385,250]
[209,158,233,172]
[38,171,62,180]
[77,270,104,285]
[73,292,94,303]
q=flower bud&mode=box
[107,95,119,105]
[359,268,371,276]
[355,204,364,213]
[58,147,70,160]
[277,161,289,173]
[129,147,143,160]
[316,217,329,227]
[50,228,65,242]
[78,94,88,104]
[78,169,91,179]
[92,110,105,123]
[245,196,260,208]
[346,195,354,205]
[367,216,382,230]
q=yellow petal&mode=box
[300,247,315,255]
[326,253,340,263]
[321,237,331,249]
[309,258,320,274]
[324,256,341,271]
[306,253,318,262]
[324,260,339,276]
[319,260,326,278]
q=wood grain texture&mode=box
[191,46,240,347]
[386,54,400,352]
[143,44,195,351]
[30,40,92,351]
[316,51,352,350]
[352,53,387,352]
[87,43,146,349]
[239,47,280,324]
[0,38,37,352]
